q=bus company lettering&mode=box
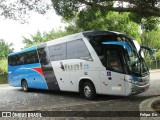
[61,62,89,71]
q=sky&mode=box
[0,10,65,52]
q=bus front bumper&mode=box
[129,83,150,95]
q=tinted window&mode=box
[8,50,39,66]
[88,35,117,56]
[26,50,39,64]
[8,55,18,66]
[106,49,123,73]
[37,47,49,64]
[49,43,66,61]
[67,39,92,60]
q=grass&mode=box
[0,74,8,84]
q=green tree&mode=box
[65,11,140,41]
[23,29,72,48]
[0,39,13,60]
[0,0,51,23]
[52,0,160,19]
[0,59,7,74]
[0,0,159,23]
[129,13,160,31]
[52,0,160,33]
[155,51,160,60]
[140,29,160,50]
[52,0,160,32]
[140,28,160,59]
[23,31,44,48]
[0,39,13,75]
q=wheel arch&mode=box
[79,78,96,93]
[21,78,27,87]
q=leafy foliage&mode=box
[65,11,140,41]
[155,51,160,60]
[52,0,79,21]
[0,39,13,60]
[140,29,160,49]
[23,30,73,48]
[51,0,160,19]
[0,59,7,74]
[0,0,51,23]
[141,17,160,31]
[129,13,160,31]
[140,29,160,59]
[23,31,44,48]
[0,39,13,74]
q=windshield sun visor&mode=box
[102,41,133,56]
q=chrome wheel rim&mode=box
[84,86,91,97]
[23,82,27,91]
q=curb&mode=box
[139,96,160,120]
[149,69,160,73]
[0,84,8,87]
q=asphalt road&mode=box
[0,71,160,120]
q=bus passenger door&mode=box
[100,46,126,95]
[50,60,72,91]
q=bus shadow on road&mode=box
[14,87,160,102]
[15,88,127,101]
[126,94,160,100]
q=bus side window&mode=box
[27,50,38,64]
[19,55,25,64]
[9,50,39,66]
[8,56,13,66]
[67,39,92,60]
[13,55,18,66]
[49,43,66,61]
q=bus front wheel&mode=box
[21,80,29,92]
[82,82,96,100]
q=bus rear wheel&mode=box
[82,82,96,100]
[21,80,29,92]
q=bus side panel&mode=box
[51,59,101,93]
[8,63,48,90]
[77,70,101,94]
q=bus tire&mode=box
[21,80,29,92]
[82,81,96,100]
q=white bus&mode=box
[8,31,152,99]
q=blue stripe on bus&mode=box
[8,46,37,56]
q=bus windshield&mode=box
[118,34,149,76]
[126,50,148,76]
[86,32,149,76]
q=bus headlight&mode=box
[125,78,132,83]
[132,81,138,84]
[125,78,137,84]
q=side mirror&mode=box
[140,46,153,58]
